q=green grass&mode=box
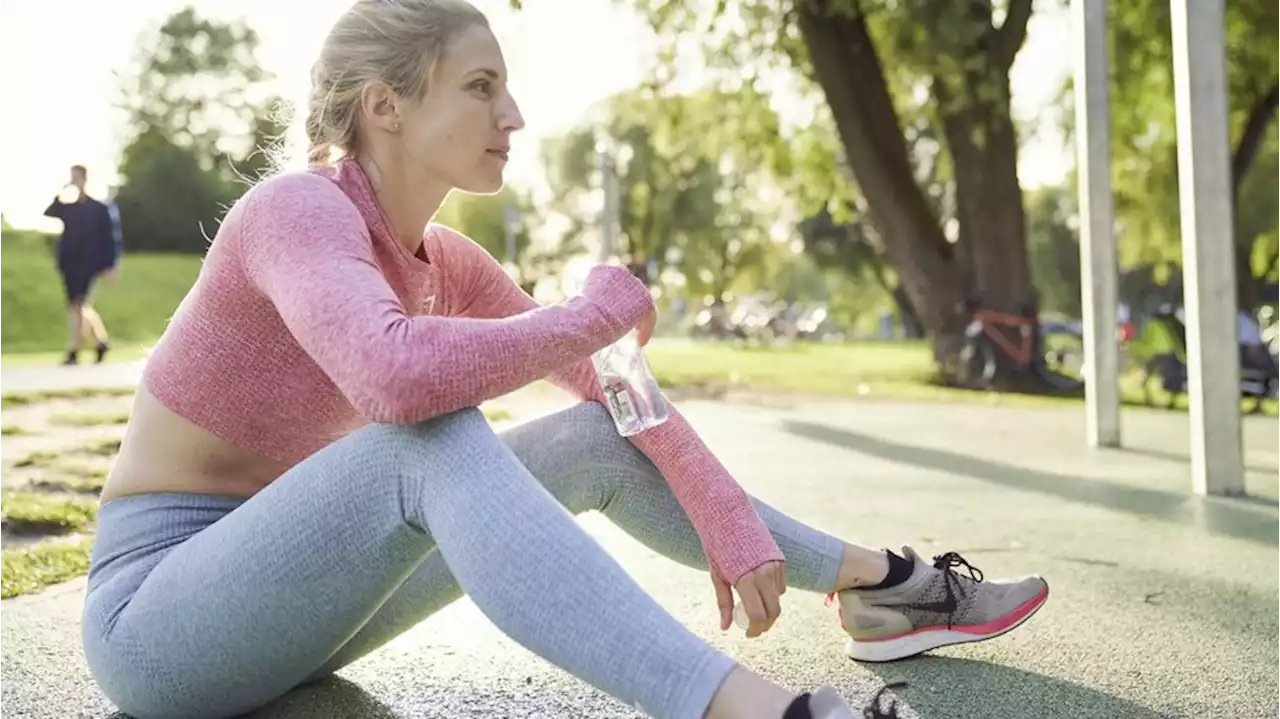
[1,228,200,353]
[1,537,94,599]
[645,340,1279,415]
[1,344,152,367]
[12,450,59,468]
[649,340,936,392]
[1,386,135,409]
[48,411,130,427]
[1,491,97,535]
[10,441,120,473]
[78,437,122,457]
[32,466,109,495]
[1,425,31,436]
[644,340,1054,406]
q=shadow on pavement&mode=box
[862,656,1167,719]
[782,420,1278,547]
[247,677,401,718]
[1112,445,1279,483]
[99,677,400,719]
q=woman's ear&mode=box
[360,80,402,134]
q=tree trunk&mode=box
[891,285,925,339]
[799,0,1049,390]
[797,3,966,345]
[865,251,925,339]
[1231,79,1279,311]
[931,43,1044,389]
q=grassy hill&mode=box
[1,229,201,353]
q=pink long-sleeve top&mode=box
[141,159,783,583]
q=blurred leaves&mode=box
[114,6,285,253]
[1101,0,1278,304]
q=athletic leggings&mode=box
[82,402,846,719]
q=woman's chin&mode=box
[456,174,504,195]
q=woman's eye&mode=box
[472,79,492,96]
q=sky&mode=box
[0,0,1073,233]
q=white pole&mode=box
[1169,0,1244,496]
[597,144,617,263]
[1071,0,1121,448]
[503,201,518,267]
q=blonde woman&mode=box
[81,2,1048,717]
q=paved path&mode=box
[3,393,1277,718]
[1,359,145,394]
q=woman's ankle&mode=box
[705,665,796,719]
[834,544,891,591]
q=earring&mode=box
[392,121,401,131]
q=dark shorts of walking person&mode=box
[59,263,100,305]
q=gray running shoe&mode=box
[831,547,1048,662]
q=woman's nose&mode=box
[498,95,525,133]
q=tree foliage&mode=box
[542,84,786,300]
[1105,0,1278,307]
[612,0,1053,388]
[434,187,577,293]
[114,6,285,253]
[1024,184,1082,318]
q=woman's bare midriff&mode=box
[99,384,291,505]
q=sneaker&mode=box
[831,547,1048,662]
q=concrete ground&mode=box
[2,389,1277,718]
[1,359,146,394]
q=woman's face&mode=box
[395,25,524,194]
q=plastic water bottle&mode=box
[591,331,669,437]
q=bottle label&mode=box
[605,384,637,426]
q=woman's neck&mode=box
[356,154,450,256]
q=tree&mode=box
[114,7,285,253]
[434,187,575,294]
[542,85,783,296]
[595,0,1048,387]
[1024,184,1082,318]
[1105,0,1278,309]
[798,206,924,337]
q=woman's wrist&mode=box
[581,266,654,336]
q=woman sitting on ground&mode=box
[81,1,1049,717]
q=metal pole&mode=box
[597,144,617,263]
[1169,0,1244,496]
[1071,0,1121,448]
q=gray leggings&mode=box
[82,402,846,719]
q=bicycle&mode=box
[935,300,1084,392]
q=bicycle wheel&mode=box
[1036,328,1085,391]
[936,333,996,390]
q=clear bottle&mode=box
[591,330,669,437]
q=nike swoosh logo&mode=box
[908,595,958,614]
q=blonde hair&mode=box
[305,0,489,167]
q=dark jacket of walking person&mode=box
[43,164,119,364]
[44,171,117,293]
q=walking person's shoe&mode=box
[832,547,1048,662]
[95,342,110,364]
[62,349,79,366]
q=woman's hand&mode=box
[634,307,656,346]
[713,560,787,638]
[583,265,657,345]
